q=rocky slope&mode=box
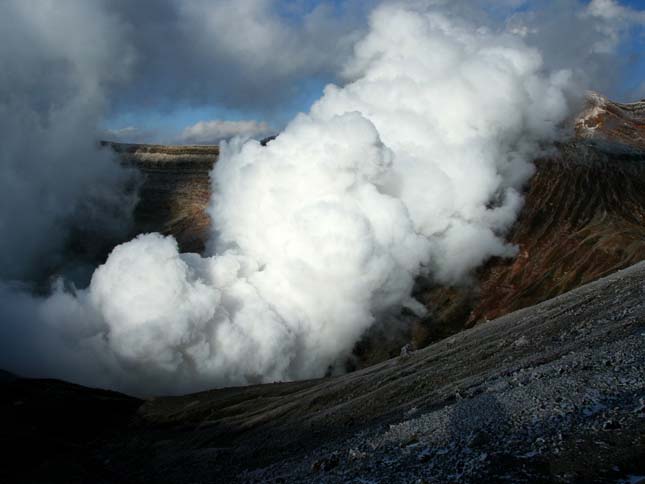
[575,93,645,150]
[3,261,644,483]
[377,94,645,358]
[411,135,645,348]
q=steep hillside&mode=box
[3,261,645,483]
[410,95,645,349]
[468,144,645,323]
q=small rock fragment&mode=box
[602,419,621,430]
[311,453,339,472]
[514,336,529,347]
[400,343,414,358]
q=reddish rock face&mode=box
[575,93,645,150]
[466,149,645,325]
[412,95,645,348]
[111,94,645,357]
[473,96,645,319]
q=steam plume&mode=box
[0,0,136,283]
[0,3,579,395]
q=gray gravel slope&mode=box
[120,262,645,483]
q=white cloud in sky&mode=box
[587,0,645,21]
[103,126,142,141]
[584,0,645,54]
[180,119,272,143]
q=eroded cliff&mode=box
[104,141,217,253]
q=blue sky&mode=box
[103,77,331,143]
[621,7,645,99]
[102,0,645,144]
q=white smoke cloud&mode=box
[180,119,272,144]
[0,3,580,395]
[0,0,137,283]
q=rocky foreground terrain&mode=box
[2,261,644,483]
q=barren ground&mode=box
[2,262,644,483]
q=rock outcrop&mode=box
[104,141,217,253]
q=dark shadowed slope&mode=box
[2,261,644,483]
[0,377,141,483]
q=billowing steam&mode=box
[0,3,578,395]
[0,1,137,284]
